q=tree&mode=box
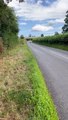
[41,34,44,37]
[0,0,4,5]
[0,0,19,48]
[20,35,24,39]
[55,32,59,35]
[62,11,68,33]
[29,34,31,37]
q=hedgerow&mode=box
[32,33,68,45]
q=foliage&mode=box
[0,0,19,48]
[41,34,44,37]
[62,11,68,33]
[55,32,59,35]
[32,33,68,46]
[20,35,24,39]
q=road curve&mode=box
[27,42,68,120]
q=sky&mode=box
[5,0,68,37]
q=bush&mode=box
[0,0,19,49]
[3,32,18,48]
[32,33,68,45]
[20,35,24,39]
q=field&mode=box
[0,40,59,120]
[32,33,68,51]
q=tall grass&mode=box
[0,42,59,120]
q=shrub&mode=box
[20,35,24,39]
[32,33,68,45]
[0,0,19,49]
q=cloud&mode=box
[8,0,68,21]
[55,18,64,23]
[32,24,53,31]
[47,18,64,26]
[37,0,43,5]
[19,22,27,25]
[45,0,50,4]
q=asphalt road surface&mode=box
[27,42,68,120]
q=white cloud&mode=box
[55,18,64,23]
[19,22,27,25]
[8,0,68,21]
[47,18,64,26]
[32,24,53,31]
[37,0,43,5]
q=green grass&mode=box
[24,45,59,120]
[0,40,59,120]
[36,42,68,51]
[46,44,68,51]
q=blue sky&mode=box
[7,0,68,37]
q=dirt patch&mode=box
[0,37,3,53]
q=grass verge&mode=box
[47,44,68,51]
[36,43,68,51]
[0,40,59,120]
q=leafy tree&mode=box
[62,11,68,33]
[41,34,44,37]
[20,35,24,39]
[0,0,19,48]
[55,32,59,35]
[29,34,31,37]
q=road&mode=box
[27,42,68,120]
